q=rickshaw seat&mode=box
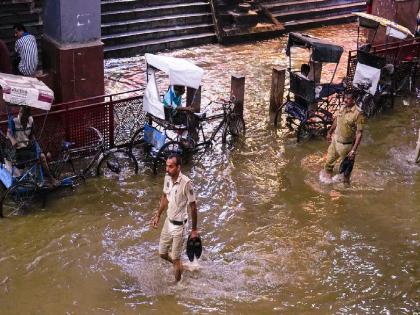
[289,71,316,104]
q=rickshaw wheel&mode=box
[380,95,394,111]
[129,127,149,157]
[296,115,329,143]
[153,141,186,175]
[96,148,139,179]
[228,114,246,137]
[362,96,377,118]
[1,181,38,218]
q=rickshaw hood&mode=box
[145,53,204,89]
[286,32,344,63]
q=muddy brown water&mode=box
[1,24,419,314]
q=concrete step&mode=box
[101,0,194,13]
[274,1,365,22]
[102,23,214,46]
[264,0,362,14]
[0,11,40,26]
[102,2,210,23]
[0,1,33,13]
[284,12,357,30]
[104,32,216,58]
[101,13,213,36]
[0,21,43,49]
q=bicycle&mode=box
[129,98,245,174]
[0,127,138,218]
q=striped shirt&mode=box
[15,34,38,77]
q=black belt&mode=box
[169,219,187,226]
[337,140,353,145]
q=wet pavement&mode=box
[0,23,419,314]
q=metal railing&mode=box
[1,89,145,158]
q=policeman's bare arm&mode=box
[189,201,198,231]
[351,130,363,152]
[156,194,168,218]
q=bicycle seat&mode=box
[63,141,76,149]
[172,124,188,131]
[194,112,206,120]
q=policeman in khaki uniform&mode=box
[324,92,366,183]
[152,154,198,282]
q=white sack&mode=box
[353,63,381,95]
[0,73,53,110]
[143,70,165,119]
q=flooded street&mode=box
[1,23,419,314]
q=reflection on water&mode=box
[1,24,419,314]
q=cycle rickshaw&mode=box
[129,53,245,174]
[348,12,417,117]
[274,32,344,142]
[0,73,138,217]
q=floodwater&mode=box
[1,24,419,314]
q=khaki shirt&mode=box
[163,172,196,221]
[334,105,365,144]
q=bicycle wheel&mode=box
[228,114,246,137]
[96,149,139,179]
[153,141,186,175]
[1,181,38,218]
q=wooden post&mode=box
[230,75,245,118]
[269,68,285,113]
[186,86,201,113]
[415,128,420,163]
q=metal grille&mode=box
[345,50,358,91]
[113,96,145,146]
[1,90,144,160]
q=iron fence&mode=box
[1,90,145,158]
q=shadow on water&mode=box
[0,24,419,314]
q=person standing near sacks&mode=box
[13,23,38,77]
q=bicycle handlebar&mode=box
[88,127,105,148]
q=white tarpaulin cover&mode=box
[143,70,165,119]
[385,26,407,40]
[0,73,54,110]
[145,53,204,89]
[353,63,381,95]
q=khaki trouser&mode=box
[324,137,353,172]
[159,217,185,260]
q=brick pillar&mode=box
[42,0,104,103]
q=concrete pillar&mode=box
[42,0,104,103]
[269,68,285,113]
[230,75,245,117]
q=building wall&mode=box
[371,0,419,43]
